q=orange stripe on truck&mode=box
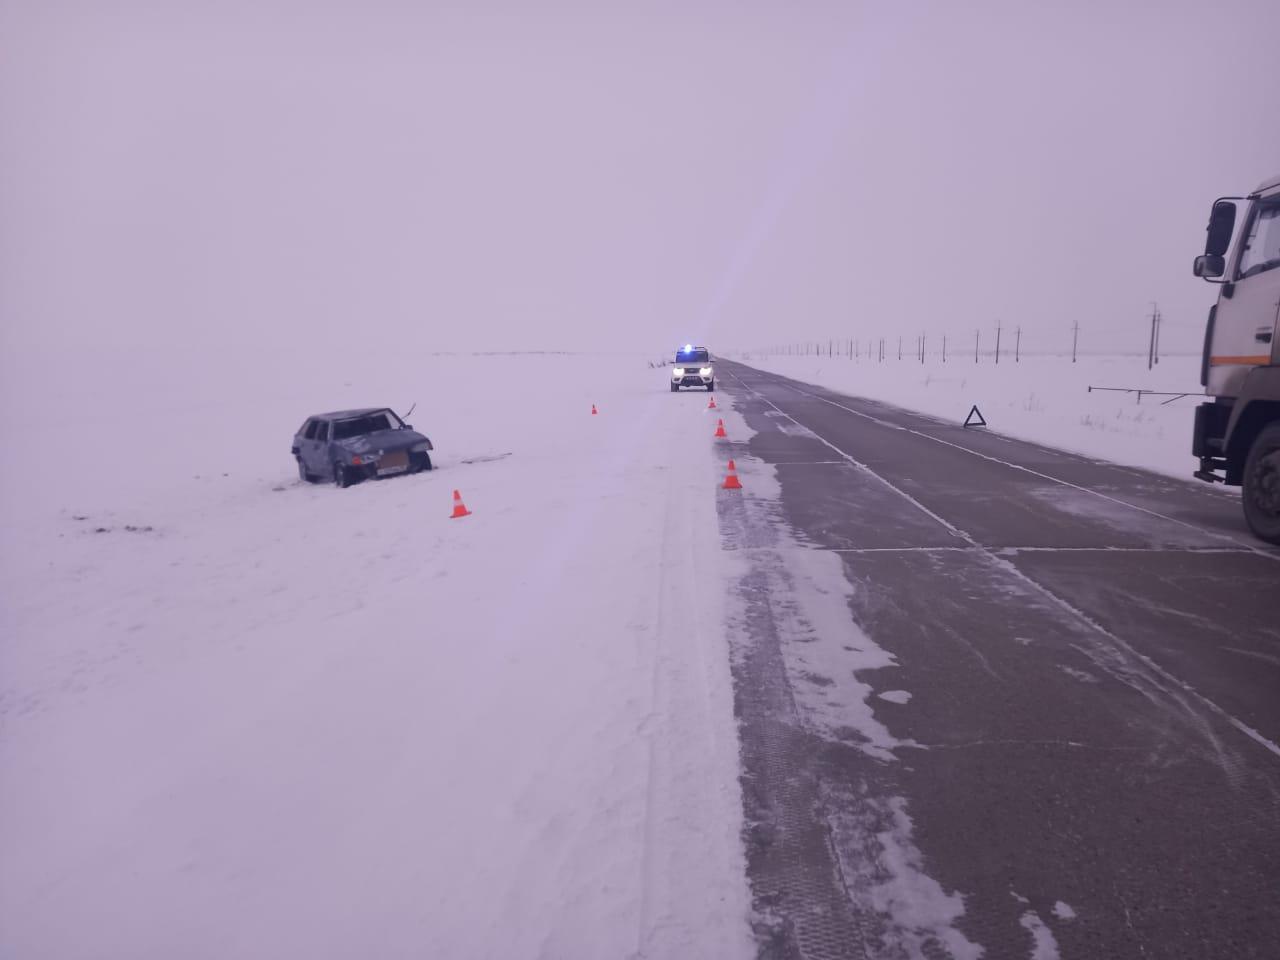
[1209,354,1272,366]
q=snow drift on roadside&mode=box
[0,350,752,960]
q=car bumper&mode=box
[673,376,713,387]
[349,450,427,480]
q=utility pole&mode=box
[943,334,947,363]
[1015,326,1021,363]
[880,338,885,362]
[1152,304,1162,371]
[1153,309,1162,365]
[921,334,926,363]
[975,329,980,363]
[995,321,1002,364]
[1072,321,1079,363]
[829,338,833,357]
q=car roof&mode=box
[311,407,391,420]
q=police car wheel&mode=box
[670,383,679,392]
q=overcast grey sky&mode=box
[3,0,1278,367]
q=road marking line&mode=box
[998,546,1258,555]
[725,367,1280,763]
[772,378,1277,562]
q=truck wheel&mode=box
[334,463,355,489]
[413,452,433,472]
[1242,423,1280,545]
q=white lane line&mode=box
[999,546,1257,555]
[773,460,850,466]
[725,367,1280,763]
[779,381,1278,561]
[827,547,979,553]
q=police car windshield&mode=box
[675,350,710,364]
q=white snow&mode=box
[734,352,1222,482]
[0,350,752,959]
[869,798,983,960]
[878,690,913,704]
[1052,900,1077,921]
[1018,909,1062,960]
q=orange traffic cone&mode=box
[714,418,727,438]
[450,489,472,518]
[591,404,598,415]
[723,459,743,490]
[708,396,717,410]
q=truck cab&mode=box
[1191,173,1280,543]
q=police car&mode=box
[670,345,715,392]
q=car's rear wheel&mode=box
[334,463,355,488]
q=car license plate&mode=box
[377,451,409,475]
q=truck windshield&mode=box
[1238,199,1280,280]
[675,350,710,364]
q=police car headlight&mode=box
[700,367,712,375]
[673,367,685,376]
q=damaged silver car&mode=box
[292,408,433,488]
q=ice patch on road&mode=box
[719,416,979,957]
[825,792,984,960]
[1018,908,1061,960]
[874,798,984,960]
[772,541,908,758]
[775,421,818,439]
[1052,900,1077,920]
[1057,665,1099,683]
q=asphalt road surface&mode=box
[714,360,1280,960]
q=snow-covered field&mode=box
[734,351,1213,482]
[0,351,753,959]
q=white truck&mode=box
[1191,173,1280,544]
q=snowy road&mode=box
[717,360,1280,959]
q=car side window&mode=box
[303,419,318,440]
[315,421,329,442]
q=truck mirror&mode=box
[1204,200,1236,257]
[1194,254,1225,278]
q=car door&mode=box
[309,419,333,477]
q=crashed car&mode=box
[292,407,433,488]
[670,345,715,392]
